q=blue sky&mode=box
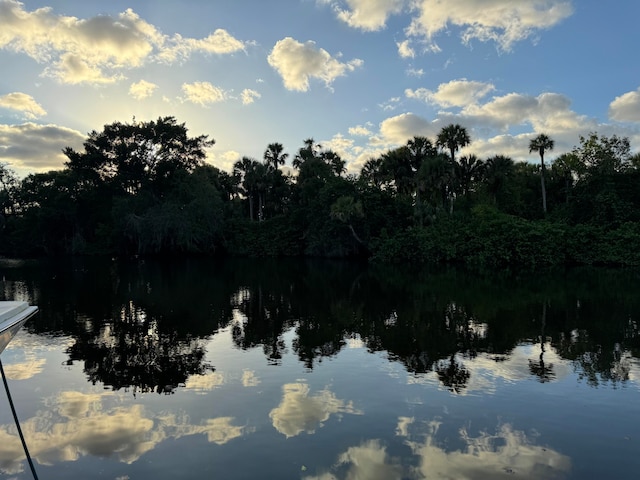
[1,0,639,177]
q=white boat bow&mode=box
[0,301,38,355]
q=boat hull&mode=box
[0,302,38,355]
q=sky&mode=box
[1,0,640,178]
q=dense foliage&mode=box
[1,117,639,267]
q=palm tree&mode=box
[233,156,260,221]
[263,143,288,171]
[455,154,485,197]
[436,124,471,164]
[359,157,385,188]
[380,146,413,196]
[529,133,554,214]
[407,136,437,172]
[321,150,346,176]
[483,155,515,205]
[292,138,321,169]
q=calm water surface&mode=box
[0,257,639,479]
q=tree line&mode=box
[1,115,639,267]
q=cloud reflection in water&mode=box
[304,417,571,480]
[270,383,362,438]
[0,390,248,475]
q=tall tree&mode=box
[359,157,385,189]
[264,142,288,171]
[529,133,554,214]
[455,154,485,197]
[292,138,321,169]
[0,163,19,218]
[380,146,413,196]
[233,156,261,221]
[483,155,515,206]
[64,116,214,197]
[436,124,471,164]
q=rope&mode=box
[0,358,39,480]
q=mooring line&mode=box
[0,358,39,480]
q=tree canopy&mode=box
[1,118,639,268]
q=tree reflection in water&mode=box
[528,301,555,383]
[66,300,213,394]
[1,258,640,393]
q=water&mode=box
[1,257,639,479]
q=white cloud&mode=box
[44,53,123,85]
[207,149,240,173]
[0,1,247,84]
[609,87,640,122]
[181,81,227,106]
[331,0,405,31]
[397,39,415,58]
[348,125,373,136]
[406,0,573,52]
[406,79,496,108]
[0,2,161,84]
[267,37,363,92]
[158,29,246,63]
[0,122,85,173]
[406,68,424,77]
[378,96,402,111]
[0,92,46,119]
[458,91,595,135]
[269,383,361,438]
[378,112,437,144]
[241,88,261,105]
[128,79,158,100]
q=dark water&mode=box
[1,257,639,479]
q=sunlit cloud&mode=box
[267,37,363,92]
[406,0,574,52]
[406,79,496,108]
[397,39,415,58]
[0,1,248,85]
[609,87,640,123]
[367,86,612,163]
[269,383,362,438]
[348,125,373,136]
[378,96,402,112]
[377,112,437,145]
[328,0,405,31]
[44,53,124,85]
[207,149,240,172]
[241,88,261,105]
[181,81,227,106]
[158,29,247,63]
[0,122,85,173]
[128,79,158,100]
[0,92,46,119]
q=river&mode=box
[1,257,639,479]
